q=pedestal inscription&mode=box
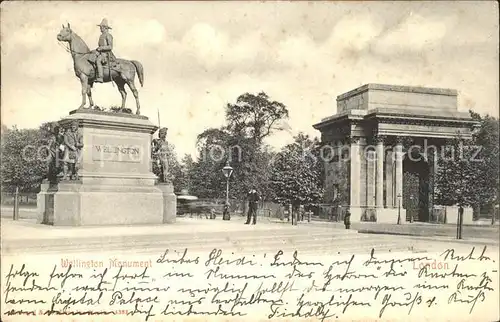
[91,136,144,163]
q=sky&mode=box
[1,1,498,158]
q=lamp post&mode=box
[492,204,499,225]
[397,193,402,225]
[222,161,233,206]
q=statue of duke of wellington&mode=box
[95,19,116,83]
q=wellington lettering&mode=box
[94,145,140,155]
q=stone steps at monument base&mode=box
[2,230,414,255]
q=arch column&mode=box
[376,137,406,224]
[394,137,404,207]
[349,136,360,207]
[393,137,407,223]
[348,136,362,221]
[375,136,385,208]
[385,149,393,208]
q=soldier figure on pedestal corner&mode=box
[46,123,65,183]
[152,127,171,184]
[62,121,84,181]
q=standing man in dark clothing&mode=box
[222,202,230,221]
[344,210,351,229]
[245,189,260,225]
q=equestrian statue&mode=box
[57,19,144,115]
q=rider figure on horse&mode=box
[95,18,115,83]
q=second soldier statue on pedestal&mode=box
[152,127,171,184]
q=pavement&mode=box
[0,216,398,254]
[1,206,497,256]
[1,210,498,257]
[268,217,499,241]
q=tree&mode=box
[435,112,499,214]
[226,92,289,145]
[270,133,324,208]
[225,92,289,201]
[188,128,231,199]
[191,91,290,202]
[1,125,48,192]
[435,135,481,207]
[469,111,499,210]
[177,154,195,193]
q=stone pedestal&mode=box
[158,183,176,224]
[38,109,176,226]
[349,207,363,223]
[36,181,51,224]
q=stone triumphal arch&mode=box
[313,84,479,224]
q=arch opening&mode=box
[403,151,431,222]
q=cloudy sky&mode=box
[1,1,498,157]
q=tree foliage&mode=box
[189,148,227,199]
[435,111,499,210]
[270,133,324,207]
[189,92,290,201]
[469,111,499,208]
[176,154,195,193]
[434,136,477,206]
[1,125,48,192]
[226,92,289,145]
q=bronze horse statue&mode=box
[57,24,144,115]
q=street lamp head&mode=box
[222,162,233,178]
